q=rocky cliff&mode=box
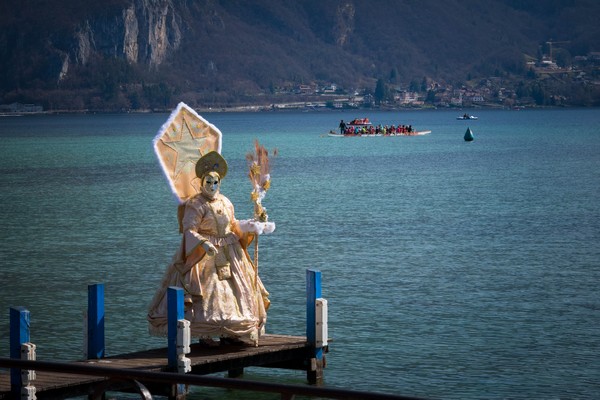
[59,0,182,82]
[1,0,599,110]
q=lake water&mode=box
[1,108,599,399]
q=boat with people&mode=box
[329,118,431,137]
[457,113,478,120]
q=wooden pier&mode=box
[1,270,335,399]
[0,334,324,399]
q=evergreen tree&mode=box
[409,80,420,92]
[374,78,388,104]
[421,77,428,92]
[425,90,436,104]
[389,68,399,83]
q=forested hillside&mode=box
[1,0,599,110]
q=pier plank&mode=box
[0,334,313,399]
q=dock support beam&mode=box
[10,306,30,397]
[87,283,105,359]
[167,286,184,370]
[167,286,188,399]
[306,269,325,384]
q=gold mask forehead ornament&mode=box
[195,151,228,180]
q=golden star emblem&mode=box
[154,104,221,201]
[164,117,206,179]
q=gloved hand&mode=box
[201,241,217,257]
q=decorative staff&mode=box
[244,140,277,276]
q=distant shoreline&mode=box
[0,103,588,116]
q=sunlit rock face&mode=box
[334,2,355,47]
[61,0,182,80]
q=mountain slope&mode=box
[1,0,599,110]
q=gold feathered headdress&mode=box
[246,140,277,222]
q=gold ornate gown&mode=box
[148,192,269,345]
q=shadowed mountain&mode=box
[1,0,599,110]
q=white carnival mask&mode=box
[201,172,220,199]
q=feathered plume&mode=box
[246,140,277,222]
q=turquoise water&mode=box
[1,109,599,399]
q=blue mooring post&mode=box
[167,286,184,370]
[87,283,105,359]
[10,306,30,395]
[306,269,325,384]
[306,269,323,360]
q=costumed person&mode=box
[148,151,270,346]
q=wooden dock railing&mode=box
[1,269,426,399]
[0,357,426,400]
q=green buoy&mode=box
[464,127,474,141]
